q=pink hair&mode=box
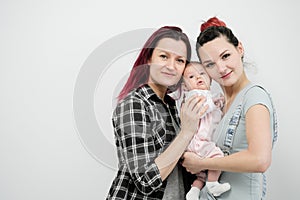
[117,26,191,101]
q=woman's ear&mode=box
[238,41,244,59]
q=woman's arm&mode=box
[155,95,208,180]
[182,104,272,174]
[115,95,207,194]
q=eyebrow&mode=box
[202,50,228,64]
[220,50,228,57]
[156,49,185,59]
[202,60,212,64]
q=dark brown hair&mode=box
[196,17,239,61]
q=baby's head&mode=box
[183,61,211,91]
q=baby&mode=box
[173,62,231,199]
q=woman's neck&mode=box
[222,74,250,112]
[148,82,167,100]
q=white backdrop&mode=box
[1,0,299,199]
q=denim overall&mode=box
[199,85,278,200]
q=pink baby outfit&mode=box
[170,89,224,158]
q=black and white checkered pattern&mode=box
[107,85,181,199]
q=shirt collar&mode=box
[139,84,175,106]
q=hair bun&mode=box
[200,17,226,32]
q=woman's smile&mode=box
[220,70,232,79]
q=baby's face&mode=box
[183,63,211,90]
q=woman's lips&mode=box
[162,72,176,77]
[221,71,232,79]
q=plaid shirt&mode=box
[106,85,184,199]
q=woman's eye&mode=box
[205,63,215,68]
[177,59,185,64]
[222,53,230,59]
[160,55,167,59]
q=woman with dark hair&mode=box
[107,26,207,199]
[182,17,278,199]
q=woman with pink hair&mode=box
[107,26,207,199]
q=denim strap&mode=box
[222,84,278,153]
[221,84,277,199]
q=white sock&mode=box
[206,181,231,197]
[186,186,201,200]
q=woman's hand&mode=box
[180,95,208,138]
[181,151,205,174]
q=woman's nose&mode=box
[216,62,226,73]
[166,59,176,70]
